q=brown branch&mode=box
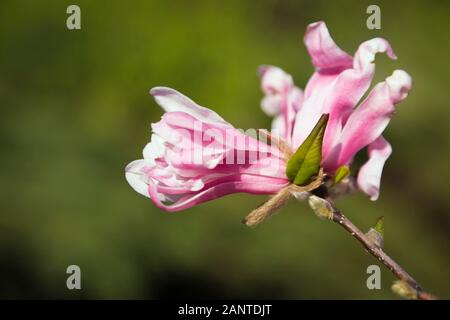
[329,203,438,300]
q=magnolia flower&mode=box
[259,21,411,201]
[125,87,290,212]
[126,21,411,215]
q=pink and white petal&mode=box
[357,136,392,201]
[304,21,353,71]
[150,87,231,126]
[148,174,288,212]
[291,73,335,148]
[293,19,353,148]
[353,38,396,74]
[261,95,282,116]
[297,37,398,157]
[259,65,293,94]
[125,159,152,198]
[271,114,286,138]
[335,70,412,168]
[143,134,165,163]
[289,86,304,113]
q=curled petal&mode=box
[357,136,392,201]
[292,20,354,150]
[294,35,398,155]
[322,38,397,160]
[259,65,293,95]
[353,38,396,74]
[304,21,353,71]
[335,70,412,169]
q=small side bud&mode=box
[308,195,334,220]
[366,216,384,248]
[391,280,418,300]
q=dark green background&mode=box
[0,0,449,299]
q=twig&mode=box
[329,202,438,300]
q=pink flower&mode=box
[126,21,412,213]
[260,21,412,201]
[125,87,289,212]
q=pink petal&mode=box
[259,65,294,95]
[357,136,392,201]
[127,87,290,211]
[148,174,289,212]
[294,33,397,156]
[304,21,353,72]
[259,65,303,144]
[334,70,412,169]
[292,21,353,149]
[261,95,282,116]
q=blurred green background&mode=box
[0,0,449,299]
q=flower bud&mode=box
[308,195,334,220]
[391,280,418,300]
[366,216,384,248]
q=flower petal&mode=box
[125,160,152,198]
[357,136,392,201]
[335,70,412,168]
[259,65,303,144]
[148,174,289,212]
[259,65,293,95]
[150,87,231,126]
[293,35,397,156]
[304,21,353,71]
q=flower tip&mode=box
[386,70,413,102]
[304,21,326,42]
[366,186,379,201]
[149,86,161,96]
[307,21,325,30]
[258,65,270,77]
[149,86,174,97]
[385,43,397,60]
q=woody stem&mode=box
[329,202,437,300]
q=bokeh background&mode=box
[0,0,449,299]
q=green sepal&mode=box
[333,165,350,184]
[286,114,329,186]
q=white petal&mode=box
[150,87,230,126]
[261,95,282,116]
[357,136,392,201]
[125,160,151,198]
[143,134,165,163]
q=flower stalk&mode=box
[324,197,437,300]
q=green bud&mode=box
[366,216,384,248]
[391,280,418,300]
[308,195,334,220]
